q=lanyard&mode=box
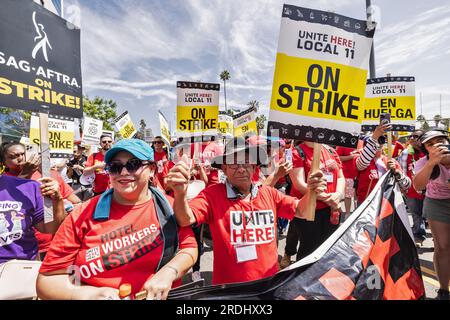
[236,197,255,244]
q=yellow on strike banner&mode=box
[233,107,257,138]
[29,113,74,158]
[268,5,375,148]
[362,77,416,132]
[158,111,171,145]
[218,113,234,138]
[113,111,137,139]
[177,81,220,138]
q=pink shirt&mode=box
[414,157,450,199]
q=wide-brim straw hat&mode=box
[211,137,268,169]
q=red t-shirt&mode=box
[189,184,298,285]
[190,142,223,186]
[39,196,196,294]
[335,146,358,179]
[5,170,74,253]
[291,144,342,209]
[154,150,168,187]
[392,141,405,159]
[85,152,110,194]
[154,150,168,162]
[354,156,402,203]
[405,151,425,199]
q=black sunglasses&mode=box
[153,141,163,144]
[106,158,151,175]
[101,140,113,144]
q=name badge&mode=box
[325,173,334,183]
[235,244,257,263]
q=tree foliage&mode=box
[82,95,118,131]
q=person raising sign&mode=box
[36,139,197,300]
[166,137,327,285]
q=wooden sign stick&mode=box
[39,105,53,223]
[387,131,393,160]
[303,142,321,221]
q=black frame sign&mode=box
[0,0,82,118]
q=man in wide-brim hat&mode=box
[166,137,327,285]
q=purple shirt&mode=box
[414,156,450,199]
[0,175,44,263]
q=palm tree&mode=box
[220,70,230,112]
[247,100,259,112]
[256,114,267,135]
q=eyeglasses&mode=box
[226,163,254,170]
[101,141,113,144]
[409,135,420,140]
[106,158,151,175]
[153,141,163,144]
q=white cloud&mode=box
[67,0,449,135]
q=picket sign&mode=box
[39,106,53,223]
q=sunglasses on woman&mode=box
[106,158,151,175]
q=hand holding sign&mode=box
[165,155,190,196]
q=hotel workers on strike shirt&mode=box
[189,182,299,285]
[0,175,44,263]
[39,196,197,294]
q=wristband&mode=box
[164,265,179,279]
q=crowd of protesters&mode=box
[0,124,449,300]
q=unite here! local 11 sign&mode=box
[268,5,375,148]
[0,0,82,118]
[113,111,137,139]
[177,81,220,138]
[362,77,416,132]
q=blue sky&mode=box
[64,0,450,135]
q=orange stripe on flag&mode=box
[319,268,355,300]
[383,268,425,300]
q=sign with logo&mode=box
[158,111,171,146]
[218,112,234,138]
[0,0,82,118]
[267,5,375,148]
[176,81,220,138]
[362,77,415,132]
[29,113,74,158]
[113,111,137,139]
[233,107,258,138]
[82,116,103,145]
[230,210,276,245]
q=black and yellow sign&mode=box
[0,0,82,118]
[233,107,257,137]
[177,81,220,138]
[113,111,137,139]
[29,113,75,158]
[268,5,375,148]
[362,77,416,132]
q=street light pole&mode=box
[366,0,376,78]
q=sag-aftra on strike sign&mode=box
[0,0,82,118]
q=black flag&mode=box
[169,172,425,300]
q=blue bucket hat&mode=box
[105,139,154,163]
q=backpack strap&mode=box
[92,187,179,271]
[294,145,306,161]
[150,186,179,271]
